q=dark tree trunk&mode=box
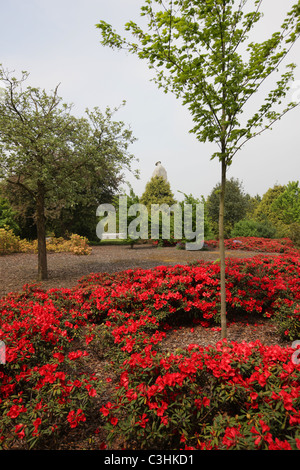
[219,158,227,339]
[36,182,48,280]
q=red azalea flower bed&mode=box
[205,236,296,253]
[0,237,300,450]
[155,236,297,253]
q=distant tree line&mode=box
[2,167,299,250]
[122,176,300,247]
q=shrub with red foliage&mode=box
[103,340,300,450]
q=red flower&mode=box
[250,420,271,447]
[222,426,242,448]
[194,397,210,409]
[202,397,210,408]
[137,413,148,428]
[14,424,25,439]
[86,384,97,397]
[268,438,292,450]
[126,389,138,401]
[67,409,86,428]
[0,236,299,450]
[7,404,27,419]
[100,402,113,417]
[160,415,168,426]
[53,352,64,362]
[156,401,168,417]
[68,350,88,360]
[32,417,42,436]
[85,334,95,345]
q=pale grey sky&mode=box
[0,0,299,200]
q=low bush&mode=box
[0,227,25,254]
[45,234,92,255]
[0,285,102,449]
[272,300,300,342]
[205,236,295,254]
[231,219,277,239]
[0,228,91,255]
[103,341,300,450]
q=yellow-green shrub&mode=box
[46,234,92,255]
[0,227,21,254]
[0,228,91,255]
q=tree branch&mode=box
[7,176,36,200]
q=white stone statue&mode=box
[152,161,168,181]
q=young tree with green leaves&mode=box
[0,66,137,280]
[97,0,300,338]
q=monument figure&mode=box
[152,161,168,181]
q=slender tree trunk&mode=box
[219,158,227,339]
[36,182,48,280]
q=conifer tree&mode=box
[140,175,176,209]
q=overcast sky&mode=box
[1,0,299,200]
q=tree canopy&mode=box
[0,66,138,279]
[97,0,300,164]
[253,184,286,229]
[271,180,300,225]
